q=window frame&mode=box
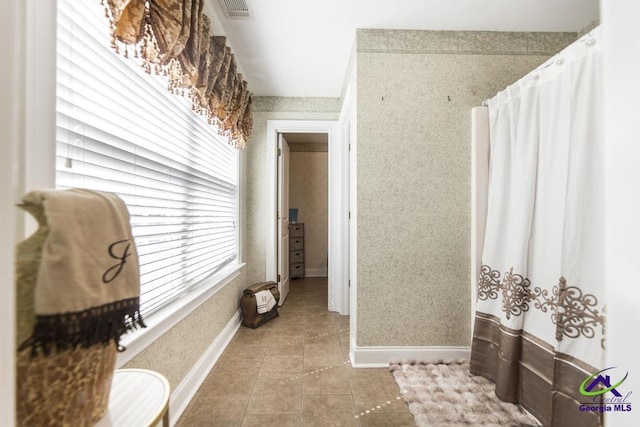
[22,0,245,366]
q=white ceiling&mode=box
[205,0,599,98]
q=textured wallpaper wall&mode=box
[355,29,576,347]
[289,151,329,277]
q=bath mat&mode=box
[390,360,540,426]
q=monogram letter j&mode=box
[102,239,132,284]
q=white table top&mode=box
[95,368,170,427]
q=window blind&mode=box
[56,0,239,318]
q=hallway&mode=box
[175,277,415,426]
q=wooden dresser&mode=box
[289,223,305,279]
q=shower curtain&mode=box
[471,27,606,427]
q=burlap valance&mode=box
[102,0,253,149]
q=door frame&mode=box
[265,120,348,314]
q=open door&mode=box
[277,134,290,305]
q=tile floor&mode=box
[175,277,415,426]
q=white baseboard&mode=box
[350,346,471,368]
[304,268,327,278]
[169,310,242,424]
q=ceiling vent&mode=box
[218,0,253,19]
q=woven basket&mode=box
[16,203,117,427]
[16,344,117,427]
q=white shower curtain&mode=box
[471,27,605,427]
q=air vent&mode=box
[218,0,253,19]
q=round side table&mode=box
[95,368,170,427]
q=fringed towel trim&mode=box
[19,297,146,357]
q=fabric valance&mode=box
[102,0,253,149]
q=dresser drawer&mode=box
[290,262,305,278]
[290,237,304,251]
[290,224,305,237]
[290,250,304,263]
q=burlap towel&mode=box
[18,188,145,354]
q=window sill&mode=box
[115,262,246,367]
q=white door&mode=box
[277,134,290,305]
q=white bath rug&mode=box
[390,360,540,426]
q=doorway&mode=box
[265,120,349,314]
[284,132,329,282]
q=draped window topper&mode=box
[101,0,253,149]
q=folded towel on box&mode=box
[18,188,145,355]
[255,289,276,314]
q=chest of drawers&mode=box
[289,223,305,279]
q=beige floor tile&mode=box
[182,395,249,426]
[304,334,341,349]
[277,308,307,319]
[345,366,393,380]
[214,356,262,376]
[301,395,359,426]
[198,370,258,397]
[272,325,309,337]
[302,365,351,395]
[255,312,305,331]
[303,336,345,365]
[335,316,350,328]
[264,336,305,356]
[338,328,350,344]
[278,299,307,311]
[221,344,267,360]
[305,326,338,337]
[305,331,339,340]
[302,304,331,314]
[303,320,336,332]
[341,342,351,359]
[349,378,407,414]
[246,378,302,414]
[303,315,337,326]
[303,350,346,367]
[261,323,305,336]
[231,328,278,346]
[241,413,301,427]
[258,355,304,379]
[358,412,416,426]
[304,332,342,348]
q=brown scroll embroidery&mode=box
[477,265,606,348]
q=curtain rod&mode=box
[478,26,601,109]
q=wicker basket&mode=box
[16,344,117,427]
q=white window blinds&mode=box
[56,0,239,318]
